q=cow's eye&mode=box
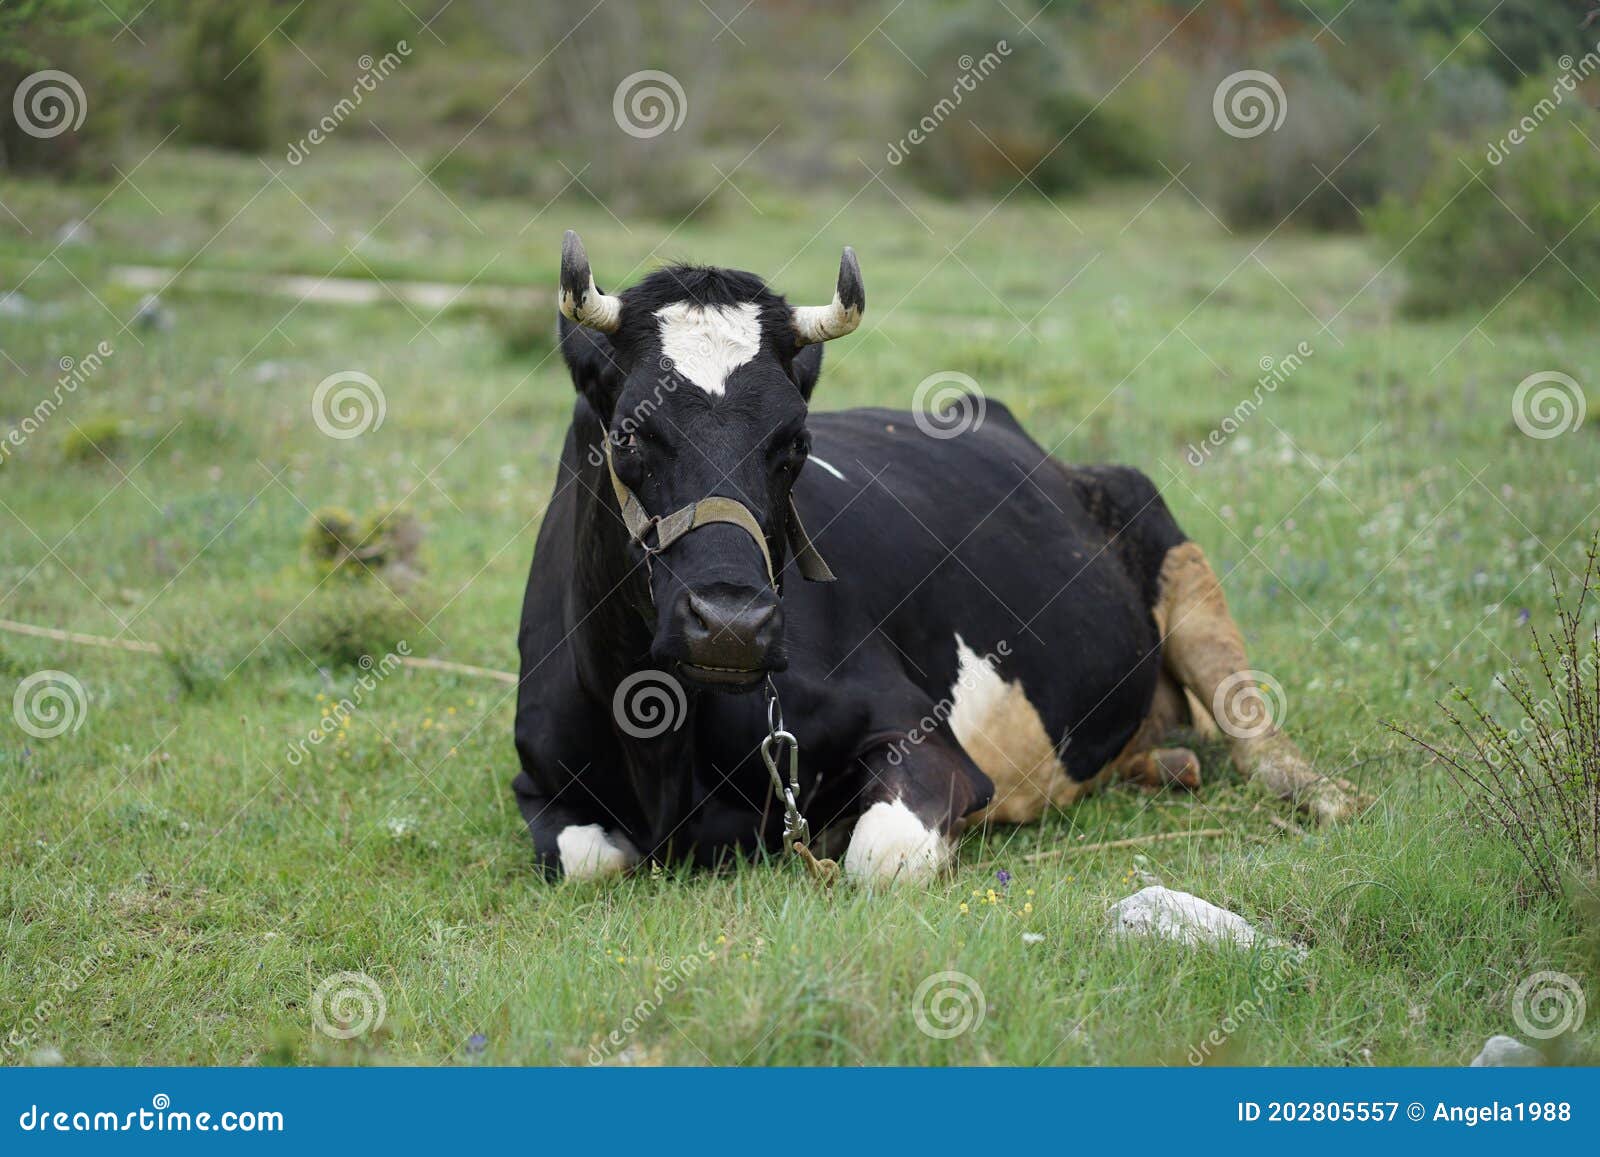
[611,430,638,452]
[789,432,809,458]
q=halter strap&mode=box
[601,439,835,586]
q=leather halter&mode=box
[601,439,835,587]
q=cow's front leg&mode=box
[512,772,641,882]
[843,737,993,885]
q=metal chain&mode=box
[760,675,810,849]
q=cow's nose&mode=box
[679,587,781,677]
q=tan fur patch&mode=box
[948,639,1079,824]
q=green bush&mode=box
[1377,78,1600,314]
[183,0,273,152]
[60,416,126,462]
[893,13,1154,198]
[286,581,427,670]
[1193,40,1383,231]
[0,0,126,179]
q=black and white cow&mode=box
[512,232,1359,882]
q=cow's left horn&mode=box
[558,229,623,333]
[792,246,864,345]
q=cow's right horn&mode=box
[792,246,865,345]
[558,229,623,333]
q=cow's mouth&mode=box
[677,661,765,691]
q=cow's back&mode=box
[791,402,1185,779]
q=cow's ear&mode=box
[787,342,824,401]
[558,313,625,414]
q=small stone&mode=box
[1106,885,1264,949]
[132,294,173,332]
[1470,1035,1542,1067]
[54,220,94,246]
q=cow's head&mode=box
[557,230,863,690]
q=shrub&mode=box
[1193,40,1383,231]
[286,581,425,670]
[182,0,273,152]
[1377,77,1600,314]
[302,505,423,582]
[0,0,125,179]
[60,416,126,462]
[893,13,1154,198]
[1397,535,1600,903]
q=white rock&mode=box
[1470,1035,1542,1067]
[1106,885,1262,948]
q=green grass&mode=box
[1,146,1597,1066]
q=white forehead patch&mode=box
[655,301,762,396]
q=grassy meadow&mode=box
[1,144,1597,1065]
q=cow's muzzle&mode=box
[669,584,783,688]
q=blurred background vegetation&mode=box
[3,0,1599,312]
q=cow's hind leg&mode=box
[1105,671,1203,792]
[1156,542,1361,824]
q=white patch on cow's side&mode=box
[948,634,1075,824]
[843,798,950,883]
[557,823,640,880]
[806,455,846,481]
[655,301,762,396]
